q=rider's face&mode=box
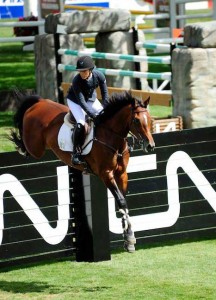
[79,69,91,80]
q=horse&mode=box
[10,91,155,253]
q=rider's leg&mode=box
[72,123,85,165]
[67,99,86,165]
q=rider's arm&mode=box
[98,72,109,107]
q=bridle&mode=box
[91,104,150,156]
[129,106,150,146]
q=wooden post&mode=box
[71,169,111,262]
[132,27,142,90]
[54,33,64,104]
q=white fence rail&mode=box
[0,21,44,27]
[0,20,44,44]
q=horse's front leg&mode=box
[101,170,136,253]
[114,169,136,253]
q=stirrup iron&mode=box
[72,152,82,165]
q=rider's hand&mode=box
[92,114,99,125]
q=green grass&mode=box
[0,112,15,153]
[0,43,36,91]
[0,239,216,299]
[0,19,36,91]
[0,19,16,37]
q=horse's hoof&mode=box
[127,236,136,245]
[123,233,136,245]
[124,242,135,253]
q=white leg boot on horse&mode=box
[104,180,137,253]
[119,208,136,253]
[114,191,136,253]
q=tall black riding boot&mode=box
[72,123,85,165]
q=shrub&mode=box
[13,15,39,37]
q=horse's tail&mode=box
[9,93,40,156]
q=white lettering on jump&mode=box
[0,166,70,245]
[155,121,176,133]
[108,151,216,234]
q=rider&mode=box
[67,55,109,165]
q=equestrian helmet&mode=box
[76,56,95,71]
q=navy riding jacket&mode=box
[67,69,109,118]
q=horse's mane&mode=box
[98,91,141,123]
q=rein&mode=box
[93,137,129,157]
[98,123,127,140]
[81,126,129,157]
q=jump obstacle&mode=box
[57,48,172,82]
[58,49,171,64]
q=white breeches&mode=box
[67,98,103,125]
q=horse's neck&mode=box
[107,106,132,137]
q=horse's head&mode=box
[130,97,155,153]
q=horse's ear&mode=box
[144,96,150,108]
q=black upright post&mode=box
[132,27,142,90]
[54,33,64,104]
[70,168,111,262]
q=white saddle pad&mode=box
[58,122,94,155]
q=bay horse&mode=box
[10,91,155,253]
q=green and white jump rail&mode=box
[135,42,171,52]
[135,41,187,51]
[58,49,171,64]
[58,64,171,81]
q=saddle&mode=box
[57,112,94,155]
[64,111,91,135]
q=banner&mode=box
[65,0,109,7]
[0,0,24,18]
[155,0,169,27]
